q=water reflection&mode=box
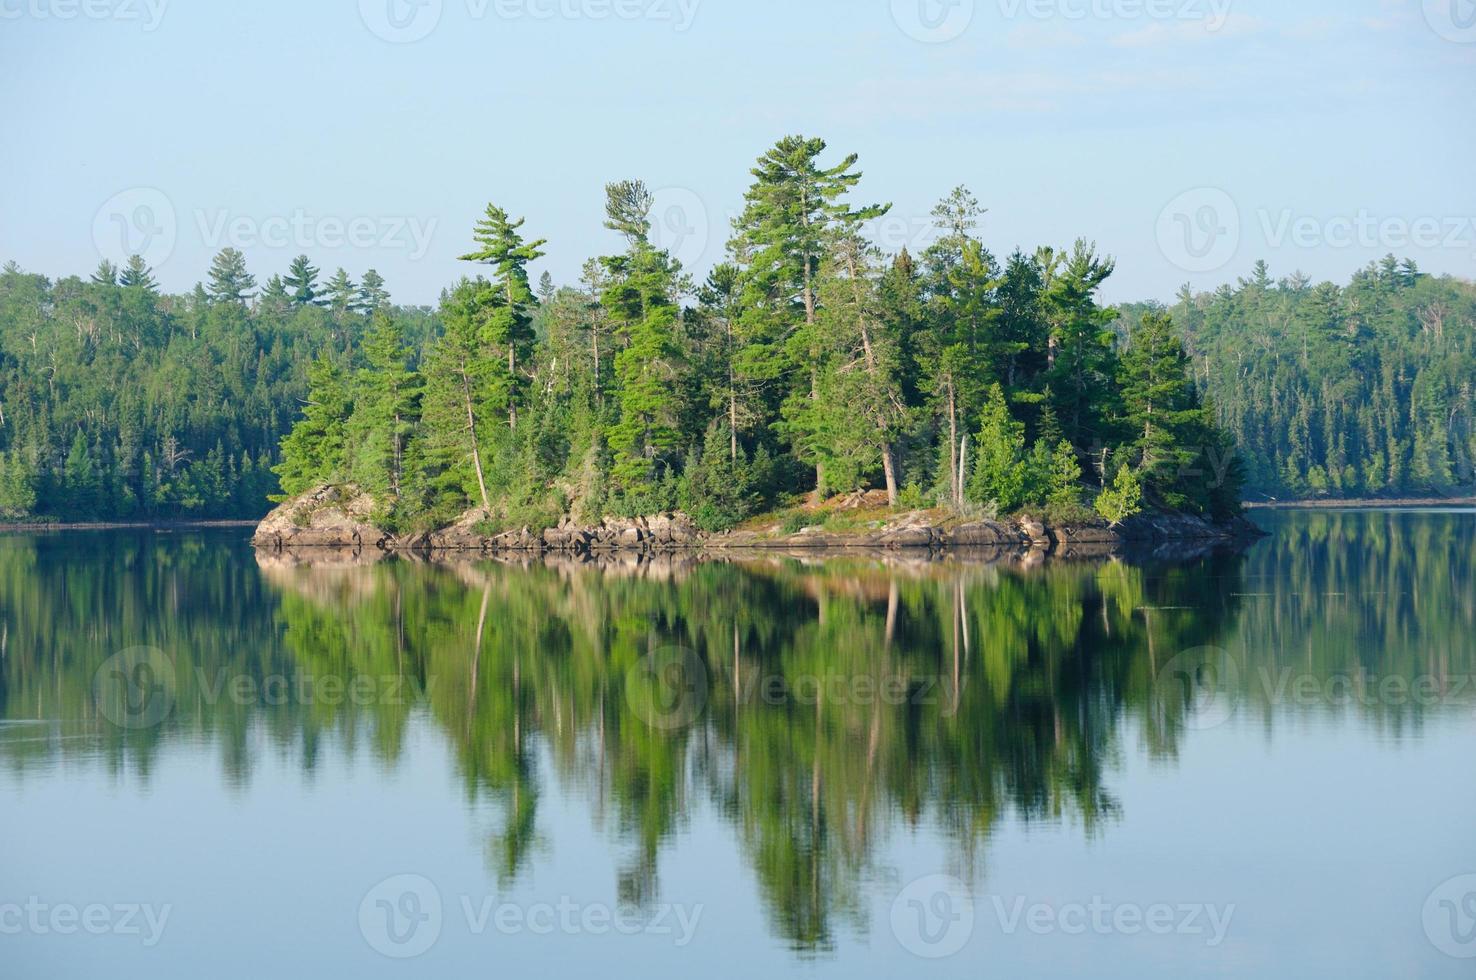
[0,512,1472,955]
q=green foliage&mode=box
[966,385,1030,512]
[1120,310,1216,510]
[274,355,351,499]
[1130,257,1475,501]
[679,425,771,532]
[600,181,686,492]
[1045,439,1080,507]
[0,450,36,517]
[284,255,324,307]
[1095,464,1143,526]
[897,481,929,510]
[346,312,421,504]
[5,135,1259,526]
[206,247,256,305]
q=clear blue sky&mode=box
[2,0,1473,305]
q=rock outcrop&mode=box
[252,485,397,552]
[254,486,1265,559]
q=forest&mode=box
[0,251,436,520]
[1128,258,1476,500]
[269,136,1242,533]
[0,137,1469,526]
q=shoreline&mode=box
[250,487,1267,560]
[0,519,263,532]
[1243,497,1476,510]
[7,495,1469,537]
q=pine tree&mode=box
[359,269,390,314]
[600,181,685,494]
[62,430,102,516]
[416,279,500,516]
[728,136,888,497]
[0,451,36,518]
[91,260,119,286]
[809,232,912,503]
[283,254,324,307]
[206,248,256,305]
[273,355,351,497]
[1047,439,1082,509]
[325,267,360,318]
[348,312,421,500]
[459,204,548,431]
[1121,310,1213,509]
[1045,240,1119,450]
[259,274,291,316]
[119,254,158,291]
[966,384,1029,512]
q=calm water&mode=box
[3,511,1474,978]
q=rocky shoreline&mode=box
[252,485,1266,561]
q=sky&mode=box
[1,0,1473,306]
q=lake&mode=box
[3,510,1474,978]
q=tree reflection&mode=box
[1,517,1473,953]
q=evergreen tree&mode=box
[325,267,360,318]
[359,269,390,314]
[0,451,36,517]
[273,355,351,497]
[728,136,888,497]
[415,279,501,517]
[1045,241,1119,452]
[91,260,118,286]
[206,248,256,305]
[966,384,1029,512]
[284,254,324,307]
[1120,310,1214,509]
[459,204,548,431]
[348,311,421,500]
[119,254,158,291]
[62,430,102,516]
[259,274,291,317]
[600,181,685,494]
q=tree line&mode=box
[275,136,1242,533]
[0,252,434,520]
[13,142,1462,526]
[1133,258,1476,500]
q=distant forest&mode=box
[0,143,1470,524]
[1125,258,1475,501]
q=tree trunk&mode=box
[845,247,897,506]
[592,319,601,407]
[727,319,739,463]
[461,364,492,513]
[508,347,518,431]
[391,410,402,497]
[959,434,969,503]
[881,444,898,506]
[947,381,959,506]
